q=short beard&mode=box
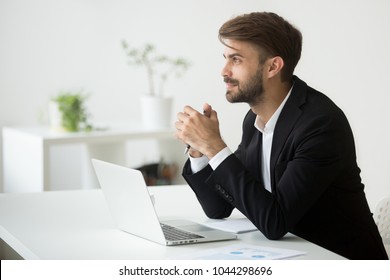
[225,66,264,106]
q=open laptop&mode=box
[91,159,237,246]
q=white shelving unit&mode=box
[2,124,184,192]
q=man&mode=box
[175,12,388,260]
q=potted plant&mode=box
[49,91,93,132]
[121,41,191,129]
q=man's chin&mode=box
[226,92,245,104]
[225,91,234,103]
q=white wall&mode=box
[1,0,389,208]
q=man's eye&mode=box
[232,57,241,64]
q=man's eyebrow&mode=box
[223,53,244,59]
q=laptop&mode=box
[91,159,237,246]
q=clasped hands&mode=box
[175,103,227,159]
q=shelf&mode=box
[2,124,182,193]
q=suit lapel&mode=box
[270,77,307,189]
[247,130,263,182]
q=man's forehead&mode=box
[223,40,259,56]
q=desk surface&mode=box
[0,185,344,260]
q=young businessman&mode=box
[175,12,388,260]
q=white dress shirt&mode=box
[189,86,293,192]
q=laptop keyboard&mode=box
[160,223,205,241]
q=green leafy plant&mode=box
[122,41,191,97]
[52,91,92,132]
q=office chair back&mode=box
[374,196,390,256]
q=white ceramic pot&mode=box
[140,96,173,129]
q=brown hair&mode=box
[219,12,302,82]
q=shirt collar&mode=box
[254,85,293,133]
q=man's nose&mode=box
[221,63,232,77]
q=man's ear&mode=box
[266,56,284,78]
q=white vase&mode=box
[48,101,66,132]
[140,96,173,130]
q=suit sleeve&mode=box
[182,160,234,219]
[206,155,285,239]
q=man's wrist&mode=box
[209,147,232,170]
[189,154,209,174]
[188,148,203,158]
[204,142,228,159]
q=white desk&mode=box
[0,184,345,260]
[2,125,180,192]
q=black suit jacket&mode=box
[183,76,388,260]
